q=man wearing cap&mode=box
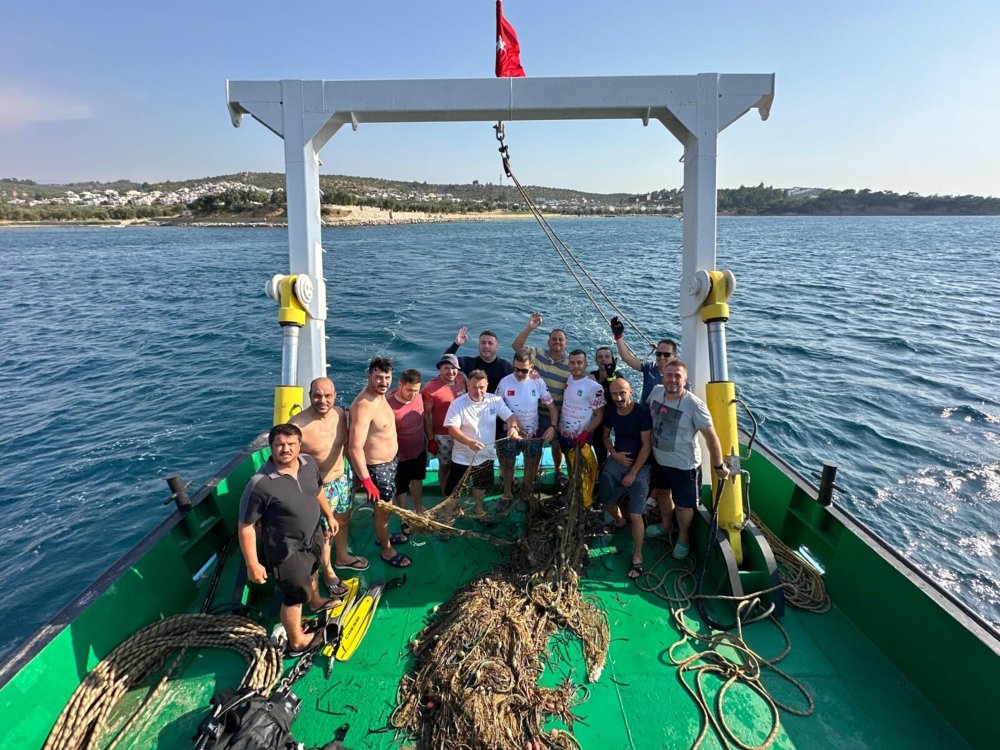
[442,327,513,392]
[422,353,468,494]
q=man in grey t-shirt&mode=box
[645,360,730,559]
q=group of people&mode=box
[236,313,731,652]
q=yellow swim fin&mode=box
[335,582,385,662]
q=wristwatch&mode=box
[714,464,725,471]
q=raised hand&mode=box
[610,316,625,340]
[455,326,469,346]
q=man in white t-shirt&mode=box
[495,350,558,508]
[443,369,521,519]
[645,359,730,560]
[558,349,606,450]
[556,350,606,496]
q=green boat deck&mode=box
[2,442,990,749]
[97,482,968,748]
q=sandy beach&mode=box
[0,204,575,229]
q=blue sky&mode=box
[2,1,997,196]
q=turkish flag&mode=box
[495,1,525,77]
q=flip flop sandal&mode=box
[628,562,644,580]
[381,551,412,568]
[334,555,370,571]
[387,532,409,545]
[310,596,344,614]
[325,579,350,597]
[401,522,412,536]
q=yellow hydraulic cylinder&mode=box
[700,270,731,323]
[276,275,307,326]
[272,385,304,426]
[701,269,743,564]
[271,274,307,425]
[705,381,744,564]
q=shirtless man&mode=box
[290,377,368,578]
[348,357,410,568]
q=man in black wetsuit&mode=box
[442,326,513,392]
[590,345,620,470]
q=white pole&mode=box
[679,73,720,400]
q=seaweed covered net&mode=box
[389,443,610,750]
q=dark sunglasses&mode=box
[655,351,674,358]
[514,366,531,374]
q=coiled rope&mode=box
[634,548,815,750]
[44,613,283,750]
[748,510,831,614]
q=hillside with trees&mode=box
[2,173,997,223]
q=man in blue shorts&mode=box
[598,378,652,579]
[645,360,730,560]
[291,377,369,578]
[238,423,342,655]
[495,350,558,509]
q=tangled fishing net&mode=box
[389,443,610,750]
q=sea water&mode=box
[1,216,998,659]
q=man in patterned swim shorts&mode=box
[348,357,411,568]
[291,377,369,579]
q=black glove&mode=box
[606,356,617,378]
[610,316,625,341]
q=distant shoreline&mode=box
[0,207,598,229]
[2,209,996,230]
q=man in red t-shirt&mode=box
[422,354,467,494]
[388,369,427,536]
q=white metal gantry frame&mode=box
[226,74,774,396]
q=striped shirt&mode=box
[525,346,571,407]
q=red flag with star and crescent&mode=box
[495,1,525,77]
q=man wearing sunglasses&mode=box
[495,350,558,510]
[609,316,677,407]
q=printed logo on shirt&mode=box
[530,389,537,397]
[489,407,497,415]
[577,389,584,397]
[507,390,516,396]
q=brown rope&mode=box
[43,614,282,750]
[390,445,608,749]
